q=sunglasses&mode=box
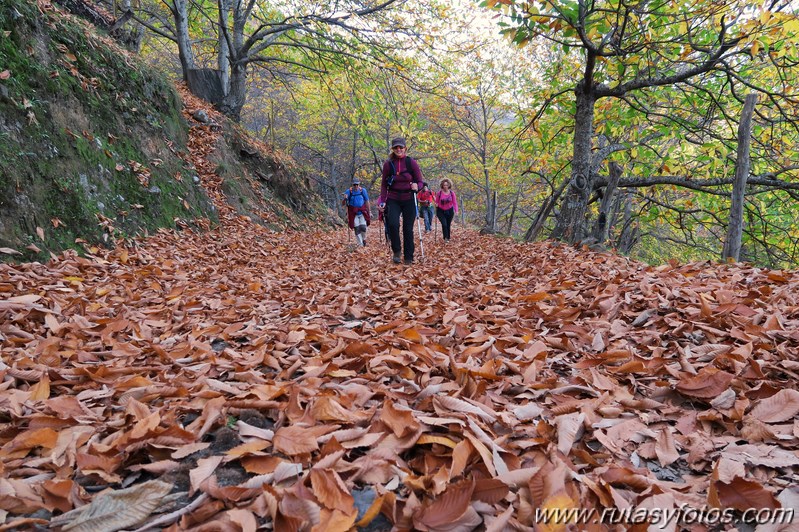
[392,146,405,151]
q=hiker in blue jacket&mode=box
[342,178,371,246]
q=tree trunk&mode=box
[506,184,521,235]
[481,164,492,229]
[219,61,247,121]
[592,162,622,243]
[616,191,639,254]
[480,191,498,234]
[217,0,231,94]
[525,179,569,242]
[722,93,758,262]
[606,185,625,243]
[552,81,596,243]
[173,0,195,82]
[491,190,497,232]
[350,130,359,180]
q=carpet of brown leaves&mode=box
[1,98,798,532]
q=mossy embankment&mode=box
[0,0,330,262]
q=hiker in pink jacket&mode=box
[435,178,458,241]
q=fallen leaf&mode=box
[189,455,223,494]
[49,480,172,532]
[749,389,799,423]
[413,479,476,531]
[675,367,735,399]
[655,427,680,467]
[709,476,780,511]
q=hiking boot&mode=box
[392,252,401,264]
[404,258,413,265]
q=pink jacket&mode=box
[436,190,458,214]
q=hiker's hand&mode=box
[377,203,385,212]
[411,183,418,192]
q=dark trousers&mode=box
[437,207,455,240]
[387,198,416,260]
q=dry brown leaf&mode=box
[555,412,585,456]
[472,478,509,504]
[413,479,476,531]
[312,396,368,424]
[272,425,336,456]
[433,395,495,423]
[52,480,172,532]
[314,508,357,532]
[655,427,680,467]
[189,455,223,494]
[380,400,420,437]
[709,476,780,511]
[416,434,458,449]
[675,367,735,399]
[449,439,473,480]
[40,479,76,513]
[28,375,51,402]
[309,469,355,514]
[749,389,799,423]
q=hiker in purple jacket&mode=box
[377,137,424,264]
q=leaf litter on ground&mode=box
[1,90,798,532]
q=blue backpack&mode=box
[347,188,367,206]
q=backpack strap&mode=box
[388,157,414,188]
[387,160,396,189]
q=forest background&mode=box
[82,0,799,267]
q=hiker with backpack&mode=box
[417,183,435,233]
[377,137,424,264]
[342,178,371,246]
[436,178,458,242]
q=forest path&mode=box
[3,204,798,530]
[1,93,798,530]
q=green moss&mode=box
[0,0,215,262]
[1,0,329,262]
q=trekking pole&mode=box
[413,191,425,260]
[381,204,391,262]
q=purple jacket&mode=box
[378,155,423,203]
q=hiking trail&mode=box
[1,94,798,531]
